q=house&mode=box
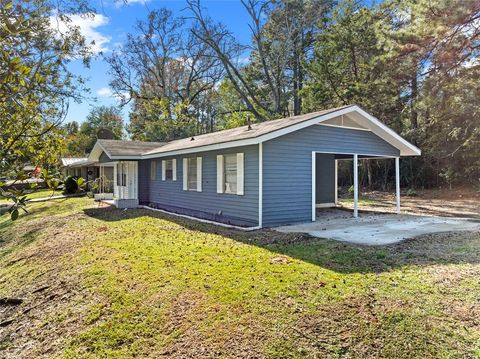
[86,105,420,228]
[61,140,163,198]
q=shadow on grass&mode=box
[83,206,480,274]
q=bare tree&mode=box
[186,0,332,119]
[105,8,224,120]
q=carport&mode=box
[312,151,400,219]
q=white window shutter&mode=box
[150,161,156,181]
[161,160,166,181]
[217,155,224,193]
[237,153,244,195]
[172,159,177,181]
[183,158,188,190]
[196,157,202,192]
[113,162,118,198]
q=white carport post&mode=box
[395,157,400,214]
[334,159,338,205]
[353,154,358,218]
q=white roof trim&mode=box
[142,106,420,158]
[88,141,112,162]
[344,106,421,156]
[61,157,90,167]
[88,106,420,161]
[142,107,357,159]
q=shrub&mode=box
[348,185,354,196]
[64,176,78,194]
[406,188,417,197]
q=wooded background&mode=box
[2,0,479,191]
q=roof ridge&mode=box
[145,105,355,155]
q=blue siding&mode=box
[262,125,400,227]
[138,145,259,227]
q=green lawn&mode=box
[0,188,63,203]
[0,198,479,358]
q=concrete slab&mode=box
[276,209,480,245]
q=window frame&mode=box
[223,153,237,194]
[187,157,197,191]
[183,157,202,192]
[165,159,173,181]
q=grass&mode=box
[338,197,378,206]
[0,188,63,203]
[0,198,479,358]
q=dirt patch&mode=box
[339,188,480,218]
[270,255,291,264]
[0,213,98,358]
[389,231,480,265]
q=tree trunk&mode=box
[410,73,418,131]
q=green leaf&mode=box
[11,208,19,221]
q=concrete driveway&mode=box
[276,209,480,245]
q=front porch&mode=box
[112,160,139,208]
[87,160,139,208]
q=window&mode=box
[183,157,202,191]
[224,154,237,194]
[217,153,244,195]
[187,157,197,190]
[165,160,173,180]
[162,159,176,181]
[150,161,156,181]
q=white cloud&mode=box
[50,13,111,54]
[97,87,130,101]
[97,87,114,97]
[114,0,150,8]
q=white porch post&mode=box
[312,151,316,222]
[100,165,103,193]
[353,154,358,218]
[395,157,400,214]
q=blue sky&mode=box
[64,0,253,124]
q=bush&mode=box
[348,185,354,196]
[64,176,78,194]
[406,188,417,197]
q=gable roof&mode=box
[88,139,166,162]
[88,105,421,161]
[144,106,353,156]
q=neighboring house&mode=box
[86,105,421,228]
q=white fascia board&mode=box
[347,106,421,156]
[88,141,111,162]
[142,138,260,159]
[88,141,144,161]
[142,107,356,160]
[106,105,419,160]
[109,155,143,160]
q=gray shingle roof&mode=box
[98,139,166,157]
[145,105,353,155]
